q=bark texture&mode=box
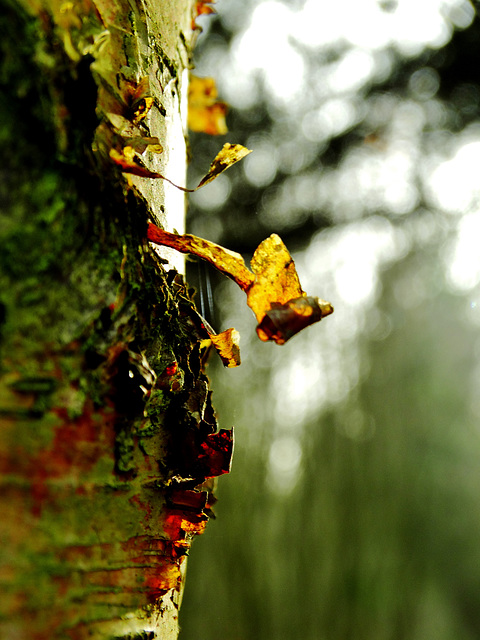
[0,1,231,638]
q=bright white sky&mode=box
[225,0,474,104]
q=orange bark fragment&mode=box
[132,96,154,125]
[209,328,241,367]
[192,0,216,29]
[162,511,208,541]
[130,77,154,124]
[245,236,334,343]
[196,143,252,189]
[256,296,334,345]
[147,225,254,291]
[188,75,228,135]
[198,429,234,477]
[247,234,304,324]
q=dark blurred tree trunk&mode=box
[0,1,231,638]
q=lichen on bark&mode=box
[0,1,230,638]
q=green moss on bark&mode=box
[0,1,226,638]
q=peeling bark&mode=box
[0,1,230,638]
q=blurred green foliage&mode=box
[181,247,480,640]
[180,2,480,638]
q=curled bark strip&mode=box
[147,224,255,291]
[111,143,251,192]
[147,225,334,345]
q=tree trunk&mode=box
[0,1,231,638]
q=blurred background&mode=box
[179,1,480,638]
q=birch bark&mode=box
[0,1,229,638]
